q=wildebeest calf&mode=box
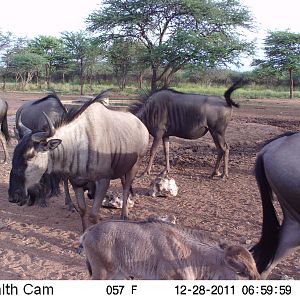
[80,219,260,280]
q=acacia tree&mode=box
[87,0,254,91]
[108,38,146,90]
[7,52,46,90]
[61,31,100,94]
[0,31,13,50]
[28,36,65,89]
[253,31,300,99]
[0,31,14,89]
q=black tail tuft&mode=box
[250,153,280,274]
[224,80,243,108]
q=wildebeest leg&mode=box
[121,161,141,219]
[89,179,110,224]
[0,132,9,163]
[73,186,87,232]
[146,135,163,175]
[209,131,229,178]
[162,136,170,174]
[121,176,134,196]
[63,178,77,212]
[261,212,300,279]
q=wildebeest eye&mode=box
[25,148,36,160]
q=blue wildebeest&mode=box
[11,93,74,209]
[80,219,260,280]
[9,90,149,231]
[251,132,300,279]
[130,81,241,178]
[15,93,67,140]
[0,98,10,163]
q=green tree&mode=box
[61,31,101,94]
[0,31,13,51]
[253,31,300,98]
[108,38,145,90]
[28,35,66,89]
[1,37,29,90]
[87,0,254,91]
[7,52,46,90]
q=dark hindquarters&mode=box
[250,153,280,274]
[0,101,10,162]
[1,103,10,142]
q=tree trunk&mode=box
[45,64,50,90]
[138,70,144,89]
[2,75,6,91]
[151,66,158,92]
[289,68,294,99]
[80,58,84,95]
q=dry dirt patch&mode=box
[0,92,300,279]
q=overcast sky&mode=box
[0,0,299,69]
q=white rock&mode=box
[102,191,134,209]
[149,175,178,197]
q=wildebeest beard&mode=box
[8,134,33,206]
[8,169,30,206]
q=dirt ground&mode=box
[0,91,300,280]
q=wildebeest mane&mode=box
[99,218,220,245]
[129,88,197,115]
[129,82,241,116]
[60,89,111,126]
[32,92,67,113]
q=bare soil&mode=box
[0,91,300,280]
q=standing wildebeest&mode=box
[9,90,149,231]
[0,98,10,163]
[15,93,67,140]
[11,93,73,209]
[80,219,260,280]
[130,82,241,177]
[251,132,300,279]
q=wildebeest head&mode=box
[8,113,61,205]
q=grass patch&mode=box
[1,81,300,99]
[173,83,300,99]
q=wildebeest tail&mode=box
[1,103,10,142]
[224,80,242,108]
[250,153,280,274]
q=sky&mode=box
[0,0,101,37]
[0,0,299,69]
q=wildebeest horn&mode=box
[31,112,56,142]
[17,113,32,137]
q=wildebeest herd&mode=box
[1,84,300,280]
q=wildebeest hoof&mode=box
[88,216,98,224]
[68,204,78,213]
[159,169,169,176]
[209,171,223,179]
[38,201,48,208]
[220,173,228,180]
[76,244,84,255]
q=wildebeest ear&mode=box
[47,139,62,150]
[224,245,259,279]
[225,252,248,276]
